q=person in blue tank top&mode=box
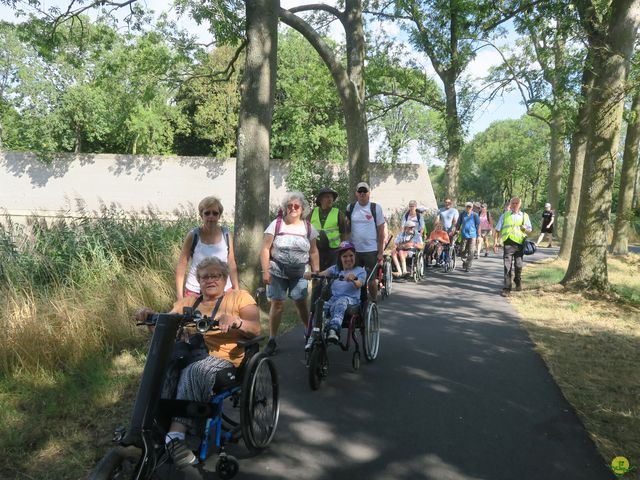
[304,241,366,344]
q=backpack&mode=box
[403,211,424,230]
[189,226,230,258]
[273,208,312,239]
[346,202,378,227]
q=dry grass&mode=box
[511,253,640,479]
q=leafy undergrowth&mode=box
[511,253,640,479]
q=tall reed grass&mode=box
[0,207,197,375]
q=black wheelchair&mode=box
[89,304,279,480]
[305,270,380,390]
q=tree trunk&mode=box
[562,0,640,289]
[611,91,640,254]
[547,110,565,211]
[234,0,279,290]
[444,77,462,204]
[279,8,369,199]
[559,52,594,260]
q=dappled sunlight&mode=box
[378,453,486,480]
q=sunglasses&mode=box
[357,189,369,194]
[203,210,220,217]
[199,273,224,281]
[287,203,301,210]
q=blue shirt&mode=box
[328,265,366,302]
[457,211,480,239]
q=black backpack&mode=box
[346,201,378,227]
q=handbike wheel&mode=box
[88,446,142,480]
[451,248,457,271]
[352,351,360,371]
[240,353,279,452]
[308,345,328,390]
[363,302,380,361]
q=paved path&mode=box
[184,247,613,480]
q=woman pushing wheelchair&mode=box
[303,241,366,344]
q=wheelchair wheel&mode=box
[413,253,424,282]
[352,351,360,371]
[363,302,380,361]
[88,446,142,480]
[451,247,457,271]
[308,344,328,390]
[240,353,279,452]
[383,259,393,296]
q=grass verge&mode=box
[510,253,640,479]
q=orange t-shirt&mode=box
[172,290,257,367]
[429,230,450,244]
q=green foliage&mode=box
[271,29,348,200]
[0,207,196,293]
[460,113,550,207]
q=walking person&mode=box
[402,200,425,236]
[309,187,348,271]
[494,197,532,297]
[346,182,386,300]
[477,203,493,257]
[260,192,320,355]
[175,196,239,299]
[493,200,510,249]
[536,203,555,248]
[457,202,480,272]
[436,198,459,239]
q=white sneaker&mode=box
[327,329,339,344]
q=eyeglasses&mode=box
[199,273,224,281]
[203,210,220,217]
[287,203,301,210]
[357,189,369,194]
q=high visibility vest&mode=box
[310,207,341,249]
[500,211,529,244]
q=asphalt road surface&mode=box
[179,247,614,480]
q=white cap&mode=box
[465,201,473,207]
[545,203,551,208]
[404,220,416,228]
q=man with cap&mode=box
[456,201,481,272]
[536,202,555,248]
[346,181,386,300]
[310,187,349,271]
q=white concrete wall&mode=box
[0,151,437,221]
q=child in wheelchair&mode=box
[426,222,451,266]
[304,241,365,344]
[392,220,424,277]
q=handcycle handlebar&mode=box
[309,273,344,281]
[137,308,220,334]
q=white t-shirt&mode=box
[349,202,385,252]
[186,235,232,292]
[265,219,319,271]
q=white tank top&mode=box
[185,235,232,292]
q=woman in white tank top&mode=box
[175,196,239,298]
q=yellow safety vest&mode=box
[310,207,341,249]
[500,211,529,245]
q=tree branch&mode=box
[288,3,343,21]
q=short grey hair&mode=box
[281,191,310,218]
[196,257,230,280]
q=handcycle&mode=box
[305,270,380,390]
[435,241,456,273]
[89,299,279,480]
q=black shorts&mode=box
[357,251,378,274]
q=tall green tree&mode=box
[562,0,640,290]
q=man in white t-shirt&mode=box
[346,181,386,300]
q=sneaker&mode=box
[515,284,522,292]
[264,338,277,356]
[463,266,470,272]
[484,252,488,257]
[500,289,511,297]
[167,438,197,467]
[474,253,479,259]
[326,329,339,344]
[547,244,552,248]
[304,334,315,351]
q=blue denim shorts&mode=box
[267,275,308,301]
